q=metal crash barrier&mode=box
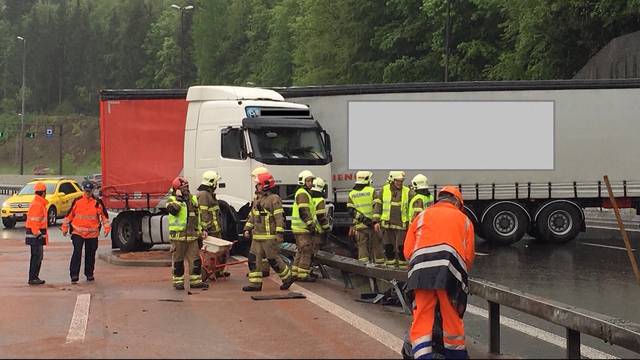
[280,243,640,358]
[0,185,22,195]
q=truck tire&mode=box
[2,217,16,229]
[481,203,528,246]
[112,212,140,252]
[536,202,581,243]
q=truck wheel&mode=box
[481,203,528,246]
[536,203,581,243]
[47,206,57,226]
[2,217,16,229]
[113,212,140,252]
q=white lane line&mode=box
[66,293,91,344]
[466,304,617,359]
[587,225,640,233]
[580,242,635,252]
[270,279,403,354]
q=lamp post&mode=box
[171,4,194,89]
[17,36,26,175]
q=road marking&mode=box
[587,225,640,233]
[270,278,403,354]
[466,304,617,359]
[476,252,489,256]
[580,242,635,252]
[66,294,91,344]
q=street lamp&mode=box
[16,36,26,175]
[170,4,194,88]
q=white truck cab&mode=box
[182,86,333,240]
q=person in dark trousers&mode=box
[61,181,111,283]
[25,182,49,285]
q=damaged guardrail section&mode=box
[281,243,640,358]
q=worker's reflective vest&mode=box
[348,186,375,230]
[312,196,331,233]
[62,195,110,239]
[409,193,434,219]
[167,195,201,241]
[25,195,48,245]
[380,183,410,224]
[291,188,316,234]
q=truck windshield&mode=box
[248,127,329,165]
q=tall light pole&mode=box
[17,36,26,175]
[171,4,194,89]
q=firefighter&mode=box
[197,170,230,278]
[61,181,111,283]
[25,182,49,285]
[310,177,330,266]
[291,170,316,282]
[166,176,208,290]
[373,171,412,269]
[347,171,384,266]
[242,172,294,291]
[250,166,271,277]
[404,186,475,359]
[409,174,434,221]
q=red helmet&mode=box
[171,176,189,191]
[256,172,276,191]
[438,185,463,206]
[34,182,47,192]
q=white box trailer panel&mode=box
[285,84,640,201]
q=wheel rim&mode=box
[493,211,518,237]
[118,220,132,245]
[48,208,56,225]
[547,210,572,236]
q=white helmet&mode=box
[355,171,373,185]
[388,170,406,182]
[298,170,315,185]
[202,170,221,187]
[312,177,326,193]
[411,174,429,190]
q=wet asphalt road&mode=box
[3,193,640,358]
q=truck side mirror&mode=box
[322,130,332,162]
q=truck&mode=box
[278,79,640,245]
[100,86,333,252]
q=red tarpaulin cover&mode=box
[100,98,188,209]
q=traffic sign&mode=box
[45,128,54,138]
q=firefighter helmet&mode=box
[355,171,373,185]
[298,170,315,185]
[171,176,189,191]
[312,177,326,193]
[411,174,429,190]
[201,170,221,187]
[256,172,276,191]
[388,171,405,181]
[251,166,268,179]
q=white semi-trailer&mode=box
[279,80,640,245]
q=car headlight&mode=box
[1,201,8,208]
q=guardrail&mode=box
[0,185,22,195]
[281,243,640,358]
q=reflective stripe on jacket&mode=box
[167,194,201,241]
[291,187,316,234]
[403,202,475,316]
[244,192,285,241]
[312,196,331,233]
[347,186,375,230]
[409,193,434,220]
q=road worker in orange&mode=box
[25,182,49,285]
[403,185,475,359]
[62,181,111,283]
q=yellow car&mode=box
[1,178,83,229]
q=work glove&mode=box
[348,226,355,238]
[363,217,374,227]
[243,230,252,240]
[374,222,381,234]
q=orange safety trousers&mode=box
[410,289,468,359]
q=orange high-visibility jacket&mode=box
[62,194,110,239]
[25,195,49,245]
[403,201,475,316]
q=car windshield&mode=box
[19,183,56,195]
[248,127,329,165]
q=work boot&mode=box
[71,277,79,284]
[280,277,295,290]
[190,282,209,289]
[86,276,95,282]
[174,283,185,290]
[242,285,262,292]
[28,279,45,285]
[296,276,316,283]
